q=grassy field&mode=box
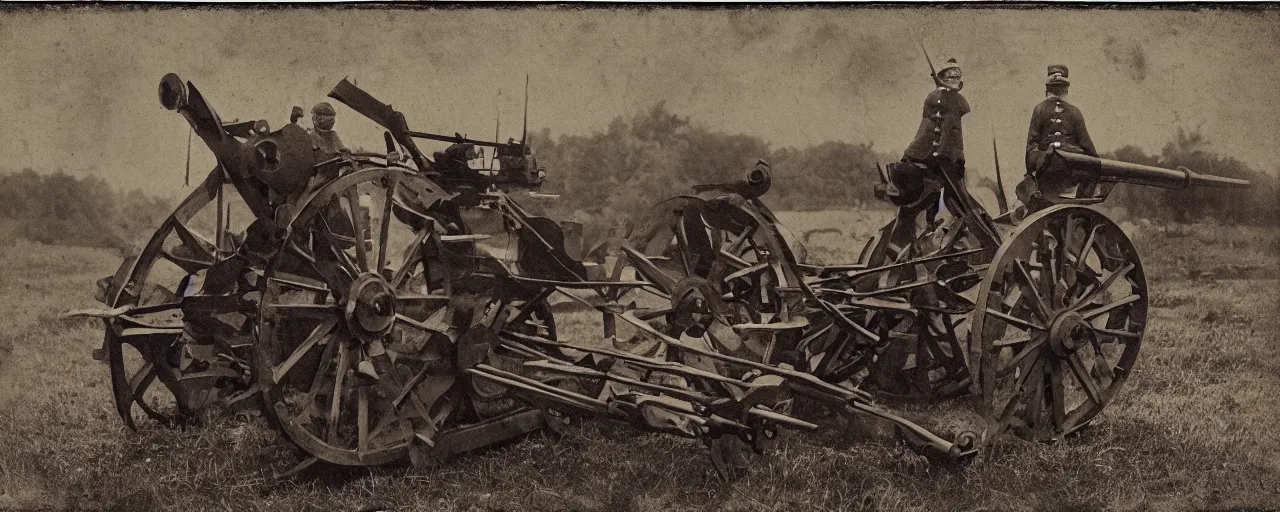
[0,213,1277,511]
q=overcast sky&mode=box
[1,7,1277,200]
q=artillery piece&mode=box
[73,73,1251,480]
[631,140,1250,444]
[76,75,985,479]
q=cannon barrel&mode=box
[1050,149,1251,190]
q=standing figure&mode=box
[1016,64,1098,213]
[883,58,973,233]
[903,57,969,181]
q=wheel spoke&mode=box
[724,226,754,255]
[390,197,434,224]
[1090,326,1140,342]
[997,335,1047,376]
[273,318,338,384]
[268,274,330,294]
[395,313,450,336]
[318,215,363,277]
[376,181,399,275]
[675,216,695,276]
[985,308,1046,332]
[1011,260,1052,323]
[1023,357,1046,431]
[170,218,218,263]
[1000,355,1044,423]
[344,188,371,272]
[1035,230,1058,308]
[1048,358,1066,430]
[391,230,430,290]
[1089,340,1118,381]
[287,239,317,264]
[1071,224,1101,276]
[327,342,352,444]
[357,386,370,457]
[267,303,342,320]
[992,332,1033,348]
[395,294,452,308]
[1067,352,1104,405]
[1069,262,1135,311]
[298,335,340,421]
[1082,294,1141,321]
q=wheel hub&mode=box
[345,273,397,341]
[670,277,717,337]
[1048,310,1091,356]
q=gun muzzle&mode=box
[1049,149,1251,190]
[159,73,187,111]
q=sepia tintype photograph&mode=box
[0,3,1277,511]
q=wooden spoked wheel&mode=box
[256,167,478,466]
[629,200,798,371]
[970,206,1146,441]
[100,169,247,428]
[852,213,976,401]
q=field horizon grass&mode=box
[1,212,1278,511]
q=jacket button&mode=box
[934,127,941,133]
[932,152,939,157]
[932,141,939,146]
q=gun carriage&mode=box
[75,73,1250,479]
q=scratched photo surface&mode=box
[0,6,1277,511]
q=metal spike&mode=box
[992,124,1009,214]
[184,126,192,187]
[521,75,529,147]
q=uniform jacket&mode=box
[309,129,348,157]
[1025,96,1096,173]
[904,86,970,164]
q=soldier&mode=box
[885,57,972,223]
[1016,64,1098,213]
[308,102,349,157]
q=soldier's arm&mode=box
[333,132,350,153]
[1074,108,1098,157]
[923,88,941,117]
[1025,106,1042,158]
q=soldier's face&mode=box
[313,114,336,131]
[941,69,962,89]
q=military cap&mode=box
[1046,64,1071,85]
[939,58,961,75]
[312,102,337,116]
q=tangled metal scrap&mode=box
[67,74,1250,478]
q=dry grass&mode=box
[0,216,1277,511]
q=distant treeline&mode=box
[528,102,898,241]
[530,104,1278,237]
[0,169,172,252]
[3,105,1275,251]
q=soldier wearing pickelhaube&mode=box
[885,57,971,215]
[903,57,969,173]
[1016,64,1098,213]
